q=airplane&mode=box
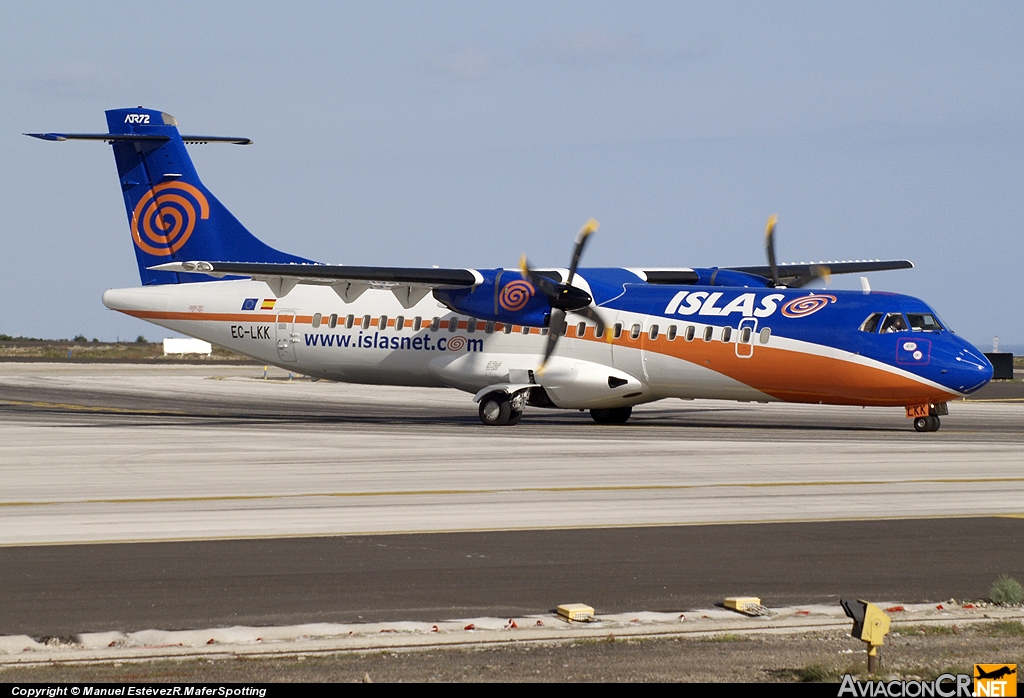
[27,107,993,432]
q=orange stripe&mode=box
[116,308,950,406]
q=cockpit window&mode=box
[880,313,909,333]
[860,313,883,333]
[906,313,943,332]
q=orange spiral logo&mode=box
[446,336,467,351]
[499,280,535,312]
[130,181,210,256]
[781,294,837,318]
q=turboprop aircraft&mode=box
[28,108,993,431]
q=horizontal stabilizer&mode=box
[25,133,252,145]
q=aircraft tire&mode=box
[590,406,633,425]
[479,392,513,426]
[913,416,941,432]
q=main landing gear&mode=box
[590,406,633,425]
[478,391,523,426]
[913,415,940,432]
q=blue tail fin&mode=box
[103,108,311,285]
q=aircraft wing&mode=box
[150,261,481,309]
[727,259,913,288]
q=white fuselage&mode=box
[103,279,782,409]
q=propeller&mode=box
[519,219,608,372]
[764,214,781,287]
[763,214,832,288]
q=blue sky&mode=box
[2,2,1022,349]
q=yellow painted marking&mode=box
[962,398,1024,403]
[0,399,186,415]
[4,476,1024,509]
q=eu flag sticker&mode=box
[241,298,258,311]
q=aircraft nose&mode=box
[945,345,993,395]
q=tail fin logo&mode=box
[130,182,210,256]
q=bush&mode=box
[136,335,147,344]
[990,575,1024,605]
[73,334,87,342]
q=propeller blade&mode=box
[764,214,781,287]
[566,218,599,285]
[791,264,832,289]
[518,255,563,299]
[519,255,592,311]
[538,309,567,374]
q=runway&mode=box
[1,363,1022,635]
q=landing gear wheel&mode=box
[590,406,633,424]
[914,415,941,432]
[479,392,516,426]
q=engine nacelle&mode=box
[538,358,644,409]
[433,269,552,327]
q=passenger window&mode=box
[521,325,531,335]
[413,316,422,331]
[613,323,623,339]
[430,317,440,331]
[541,328,549,336]
[667,325,677,341]
[361,315,371,330]
[395,316,405,330]
[759,328,771,344]
[630,324,641,340]
[576,322,586,337]
[702,326,713,342]
[907,313,943,332]
[860,313,882,333]
[485,321,495,334]
[649,325,659,340]
[685,325,695,342]
[503,323,513,334]
[344,314,353,329]
[379,315,388,329]
[594,325,604,339]
[880,313,909,333]
[721,326,732,343]
[448,317,459,332]
[312,313,322,328]
[739,327,751,343]
[467,318,476,333]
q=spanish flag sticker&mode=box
[260,299,276,311]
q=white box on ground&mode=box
[163,338,212,355]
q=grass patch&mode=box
[701,633,746,643]
[985,620,1024,637]
[795,663,842,682]
[909,624,956,635]
[990,575,1024,605]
